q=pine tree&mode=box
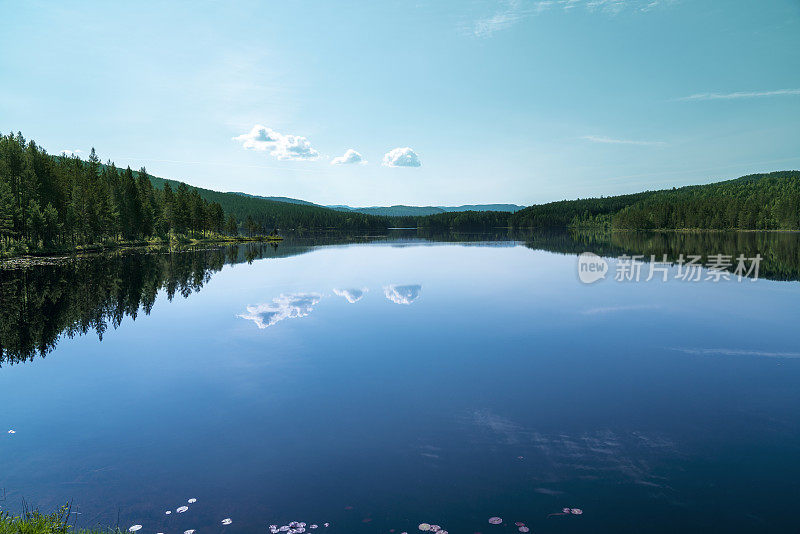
[85,148,102,239]
[245,214,256,237]
[136,167,156,237]
[0,177,14,239]
[161,181,175,235]
[174,182,190,235]
[190,188,205,236]
[209,202,224,234]
[122,167,142,239]
[225,214,238,236]
[42,203,60,246]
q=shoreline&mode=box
[4,227,800,264]
[0,235,283,264]
[0,505,122,534]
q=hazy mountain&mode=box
[326,204,524,217]
[229,192,321,207]
[227,193,524,217]
[439,204,524,213]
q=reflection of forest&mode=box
[2,230,797,366]
[521,229,800,282]
[0,233,417,365]
[0,242,317,365]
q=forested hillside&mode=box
[510,171,800,230]
[612,171,800,229]
[415,210,512,230]
[146,173,389,231]
[228,192,320,207]
[342,205,447,217]
[510,191,655,228]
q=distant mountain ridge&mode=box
[227,193,523,217]
[139,176,387,230]
[330,204,524,217]
[228,192,320,207]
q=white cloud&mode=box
[585,0,631,14]
[469,0,669,38]
[60,149,83,156]
[238,293,322,329]
[584,0,669,13]
[678,89,800,101]
[331,149,366,165]
[383,284,422,305]
[582,135,666,146]
[382,147,421,167]
[333,287,368,303]
[473,10,525,38]
[233,124,320,161]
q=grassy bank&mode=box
[0,506,121,534]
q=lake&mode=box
[1,230,799,533]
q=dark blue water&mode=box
[2,234,799,533]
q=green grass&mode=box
[0,506,122,534]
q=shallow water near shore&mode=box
[1,231,799,533]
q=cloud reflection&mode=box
[383,284,422,305]
[333,287,368,303]
[238,293,322,329]
[581,304,660,315]
[469,409,678,487]
[671,347,800,359]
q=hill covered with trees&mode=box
[144,172,389,231]
[610,171,800,230]
[509,191,655,228]
[413,210,513,230]
[510,171,800,230]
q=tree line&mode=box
[412,210,512,230]
[0,132,232,255]
[7,131,795,247]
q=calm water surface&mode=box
[1,232,799,533]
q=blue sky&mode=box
[1,0,799,206]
